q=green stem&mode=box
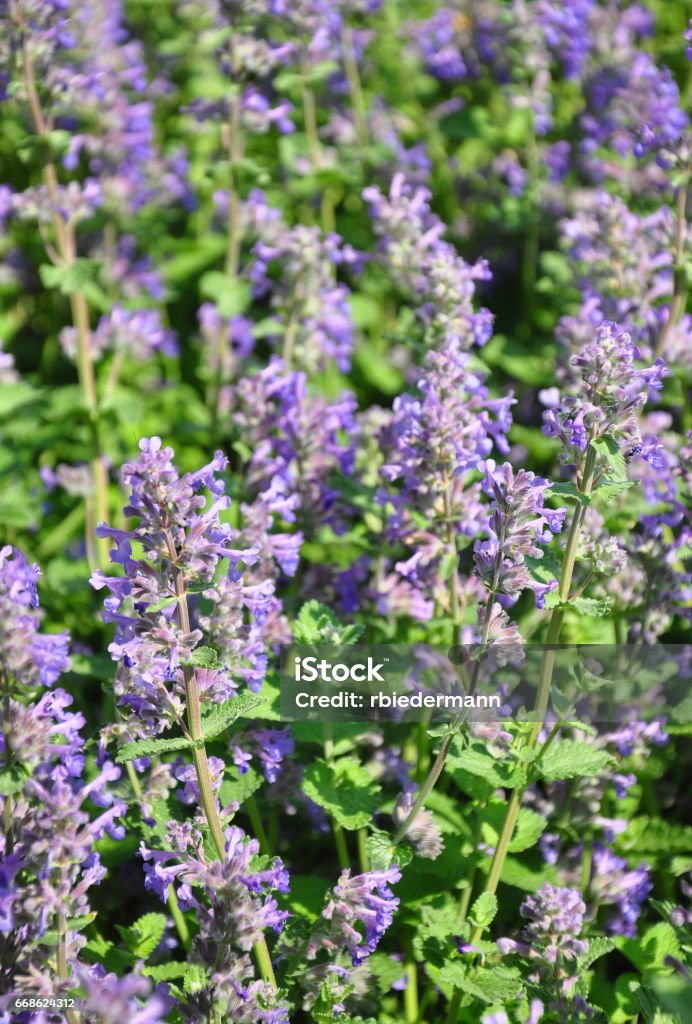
[446,989,462,1024]
[393,732,453,846]
[656,177,689,358]
[247,793,271,855]
[404,961,419,1024]
[464,446,598,955]
[167,535,277,989]
[340,22,369,148]
[125,761,190,950]
[56,909,79,1024]
[357,827,370,873]
[21,37,109,567]
[324,719,351,869]
[580,837,593,895]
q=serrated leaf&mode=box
[115,912,167,960]
[538,740,612,781]
[302,757,380,830]
[594,480,633,500]
[185,645,222,669]
[366,831,395,870]
[480,804,546,854]
[116,735,192,763]
[437,963,521,1003]
[591,436,627,480]
[293,600,363,645]
[547,481,591,505]
[578,937,615,972]
[219,764,263,806]
[571,596,611,618]
[616,817,692,857]
[201,692,265,740]
[469,892,497,928]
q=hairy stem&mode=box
[167,534,277,988]
[463,446,598,957]
[324,719,351,869]
[2,669,12,854]
[340,23,369,148]
[656,178,689,358]
[21,37,109,566]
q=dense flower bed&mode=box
[0,1,690,1022]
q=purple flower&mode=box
[92,438,263,734]
[543,321,668,465]
[363,174,493,349]
[308,866,401,966]
[589,843,651,936]
[473,461,566,609]
[0,547,71,690]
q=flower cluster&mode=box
[91,438,262,733]
[498,884,590,1011]
[364,174,493,349]
[250,217,360,373]
[141,824,290,1022]
[543,321,667,462]
[306,866,401,966]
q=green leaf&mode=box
[547,481,591,505]
[366,830,396,871]
[219,765,263,806]
[302,757,381,830]
[0,381,41,419]
[0,766,27,795]
[469,892,498,928]
[578,937,615,973]
[115,913,167,960]
[116,735,192,763]
[437,963,521,1003]
[199,272,250,317]
[293,600,364,645]
[498,855,558,891]
[615,817,692,857]
[201,693,265,740]
[39,258,101,296]
[185,645,222,669]
[538,740,612,781]
[571,596,611,618]
[146,595,178,614]
[616,922,681,973]
[591,436,627,480]
[594,480,633,500]
[142,961,206,989]
[285,875,331,922]
[480,804,546,854]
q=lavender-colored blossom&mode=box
[588,843,651,937]
[91,438,261,734]
[60,305,178,362]
[363,174,493,349]
[141,824,290,1021]
[393,789,443,860]
[543,321,667,463]
[230,727,294,783]
[231,357,357,535]
[307,866,401,966]
[249,218,359,373]
[0,547,70,690]
[474,461,566,609]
